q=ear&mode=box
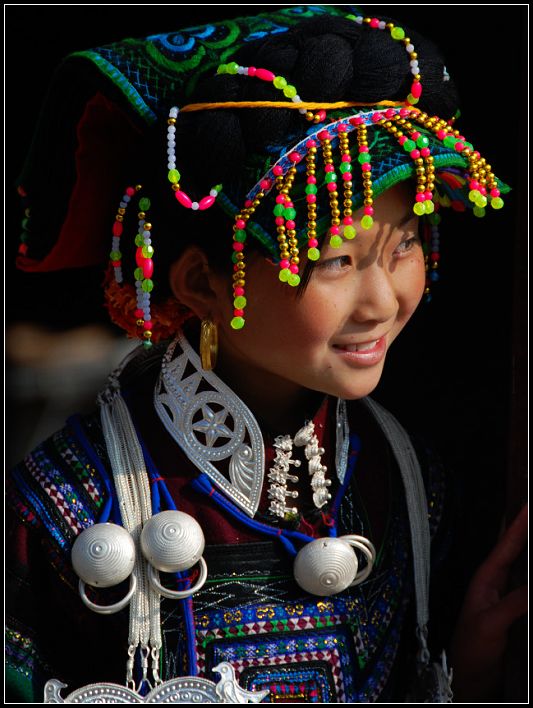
[168,246,228,320]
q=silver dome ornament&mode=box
[293,534,376,597]
[71,523,137,615]
[141,510,208,599]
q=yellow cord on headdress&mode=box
[180,100,404,113]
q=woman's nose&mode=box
[348,266,398,325]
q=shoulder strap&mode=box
[360,396,431,665]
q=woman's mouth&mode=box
[332,336,387,366]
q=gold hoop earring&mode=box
[200,319,218,371]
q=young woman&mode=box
[7,7,526,703]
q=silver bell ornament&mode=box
[71,523,137,614]
[140,510,208,600]
[293,534,376,597]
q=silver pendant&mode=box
[44,662,269,703]
[154,335,265,517]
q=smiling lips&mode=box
[332,336,387,366]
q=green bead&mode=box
[227,62,239,75]
[273,204,285,217]
[330,235,343,249]
[284,207,296,220]
[357,152,370,164]
[233,295,247,309]
[443,136,457,149]
[361,215,374,230]
[217,64,228,74]
[142,279,154,293]
[231,316,245,330]
[468,189,480,203]
[135,234,143,247]
[279,268,290,282]
[403,139,416,153]
[305,184,317,195]
[168,169,181,184]
[416,135,429,149]
[473,206,486,218]
[491,197,504,210]
[475,195,488,208]
[232,252,239,264]
[463,141,473,150]
[288,273,301,287]
[283,85,297,98]
[343,225,356,240]
[142,245,154,258]
[428,212,442,226]
[215,184,223,192]
[273,75,287,89]
[109,250,121,261]
[407,94,419,105]
[234,229,247,243]
[346,14,357,20]
[134,267,143,281]
[391,26,405,40]
[308,247,321,261]
[413,202,426,216]
[139,197,151,211]
[424,200,435,214]
[339,162,352,173]
[143,340,153,349]
[325,172,337,183]
[22,218,30,229]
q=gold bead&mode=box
[331,218,341,226]
[235,252,244,261]
[364,17,372,24]
[144,222,152,230]
[235,279,245,288]
[136,319,144,327]
[308,229,317,237]
[403,36,411,44]
[116,215,123,222]
[143,331,152,339]
[117,208,126,216]
[290,248,299,256]
[332,209,341,218]
[167,118,176,125]
[172,184,179,191]
[292,256,300,264]
[138,212,146,219]
[135,185,142,192]
[414,74,421,81]
[385,22,394,30]
[253,199,261,207]
[410,52,418,60]
[364,198,373,206]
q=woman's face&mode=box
[211,181,426,403]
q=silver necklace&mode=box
[153,332,350,519]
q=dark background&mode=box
[5,4,528,698]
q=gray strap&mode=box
[361,397,431,664]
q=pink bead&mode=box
[112,221,123,237]
[255,68,275,82]
[437,129,448,140]
[126,187,135,197]
[233,308,244,317]
[317,110,327,122]
[400,108,410,117]
[280,259,290,269]
[244,199,253,207]
[307,175,317,184]
[234,287,245,297]
[175,190,192,208]
[415,193,426,202]
[260,179,272,190]
[410,149,421,159]
[343,216,353,225]
[370,17,380,28]
[288,151,301,163]
[289,264,299,274]
[490,188,500,198]
[308,238,319,247]
[479,186,487,196]
[286,201,294,208]
[306,195,317,204]
[135,247,144,267]
[371,112,382,123]
[411,82,422,99]
[385,108,396,119]
[350,116,364,126]
[143,321,153,331]
[236,219,246,230]
[421,147,431,157]
[306,139,317,148]
[318,130,330,141]
[361,163,371,172]
[330,225,340,235]
[363,206,374,216]
[358,145,369,153]
[326,182,337,192]
[275,194,286,204]
[342,172,352,181]
[286,220,296,230]
[199,195,216,210]
[411,131,421,140]
[398,135,407,145]
[425,191,433,201]
[272,165,284,176]
[247,66,256,76]
[134,309,144,319]
[341,154,352,162]
[233,242,244,252]
[336,123,348,132]
[275,216,285,226]
[469,180,480,190]
[324,164,335,172]
[143,259,154,279]
[454,142,465,152]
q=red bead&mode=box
[275,194,286,204]
[308,238,319,247]
[288,151,302,163]
[112,221,123,237]
[425,191,433,201]
[286,220,296,230]
[289,264,299,274]
[363,206,374,216]
[233,309,244,317]
[134,309,144,318]
[136,247,144,267]
[358,146,369,153]
[275,216,285,226]
[317,110,327,122]
[341,154,352,162]
[330,225,340,235]
[280,259,290,269]
[307,175,317,184]
[260,179,272,190]
[17,185,28,197]
[18,243,28,255]
[111,260,121,267]
[342,173,352,182]
[371,112,382,123]
[421,148,431,157]
[248,66,256,76]
[398,135,407,145]
[370,17,380,28]
[324,164,334,172]
[326,182,337,191]
[343,216,353,224]
[430,253,440,262]
[255,68,275,82]
[410,149,421,159]
[399,108,410,117]
[437,129,447,140]
[336,123,348,132]
[143,320,153,330]
[273,165,284,176]
[350,116,364,126]
[234,287,245,296]
[415,193,426,202]
[244,199,253,207]
[175,190,192,208]
[236,219,246,230]
[454,142,465,152]
[317,130,330,141]
[411,81,422,98]
[126,187,135,197]
[490,188,500,198]
[306,139,317,148]
[143,259,154,279]
[306,195,317,204]
[199,195,216,210]
[385,108,396,119]
[411,131,421,140]
[361,163,371,172]
[233,242,244,252]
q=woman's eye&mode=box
[316,255,352,271]
[394,236,420,256]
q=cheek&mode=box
[397,255,426,319]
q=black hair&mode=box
[124,15,460,303]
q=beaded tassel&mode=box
[134,196,155,349]
[305,139,320,261]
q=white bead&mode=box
[168,125,176,134]
[123,195,131,203]
[191,202,199,210]
[237,66,245,74]
[140,510,205,573]
[378,21,386,29]
[355,16,363,24]
[168,162,176,170]
[168,139,176,148]
[209,189,218,197]
[293,537,358,596]
[169,107,179,118]
[292,94,301,102]
[410,60,419,69]
[299,108,307,115]
[72,523,135,588]
[406,43,415,53]
[167,148,175,156]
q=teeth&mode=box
[338,340,378,352]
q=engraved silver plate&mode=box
[154,335,265,517]
[44,662,269,703]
